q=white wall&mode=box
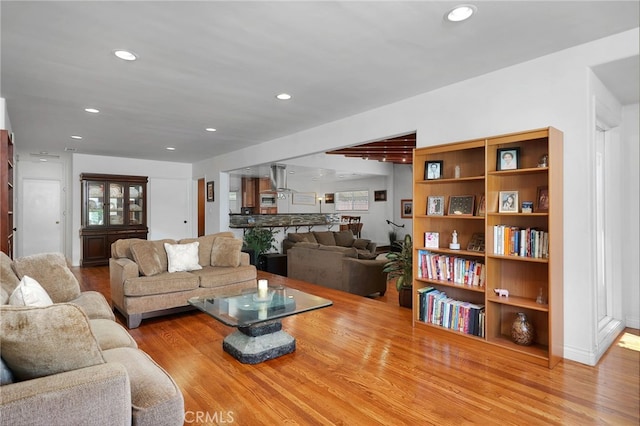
[621,103,640,329]
[194,28,639,365]
[71,153,193,266]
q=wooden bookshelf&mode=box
[0,130,14,257]
[412,127,563,368]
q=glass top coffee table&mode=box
[189,285,332,364]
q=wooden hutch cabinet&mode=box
[80,173,148,266]
[1,130,14,257]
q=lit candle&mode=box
[257,279,268,299]
[258,306,267,320]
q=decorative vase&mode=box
[511,312,535,346]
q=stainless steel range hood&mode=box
[269,164,294,193]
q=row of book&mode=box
[417,287,485,337]
[417,250,486,287]
[492,225,549,258]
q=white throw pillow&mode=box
[164,242,203,273]
[9,275,54,307]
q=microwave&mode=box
[260,194,276,206]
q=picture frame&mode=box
[324,193,334,204]
[476,194,486,217]
[498,191,519,213]
[374,190,387,202]
[206,181,214,202]
[425,160,444,180]
[496,147,520,171]
[447,195,475,216]
[426,195,445,216]
[401,199,413,218]
[424,232,439,248]
[466,233,485,252]
[536,186,549,212]
[292,192,317,205]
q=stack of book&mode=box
[417,250,485,287]
[417,287,485,337]
[492,225,549,258]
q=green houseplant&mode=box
[383,233,413,308]
[242,227,279,270]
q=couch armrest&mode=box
[0,363,131,426]
[240,251,250,266]
[109,257,139,311]
[366,242,377,254]
[341,258,387,297]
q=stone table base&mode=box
[222,320,296,364]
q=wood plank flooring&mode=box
[75,266,639,425]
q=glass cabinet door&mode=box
[87,181,105,226]
[128,184,144,225]
[109,183,125,225]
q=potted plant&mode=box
[242,227,279,270]
[383,233,413,308]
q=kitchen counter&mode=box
[229,213,340,232]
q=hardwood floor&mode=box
[76,266,639,425]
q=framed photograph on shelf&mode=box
[466,233,485,252]
[401,199,413,218]
[498,191,519,213]
[206,181,214,202]
[476,194,486,216]
[447,195,475,216]
[426,195,445,216]
[374,190,387,202]
[425,160,443,180]
[496,147,520,171]
[424,232,439,248]
[536,186,549,212]
[324,193,334,204]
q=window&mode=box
[335,190,369,211]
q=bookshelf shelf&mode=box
[412,127,563,369]
[415,320,487,341]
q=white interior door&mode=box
[148,178,192,240]
[20,178,63,256]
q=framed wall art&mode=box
[206,181,214,202]
[401,199,413,218]
[292,192,317,205]
[374,190,387,202]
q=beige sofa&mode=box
[282,230,378,257]
[287,243,388,297]
[0,252,184,426]
[109,232,257,328]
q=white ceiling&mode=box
[1,1,638,171]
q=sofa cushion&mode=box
[11,252,81,303]
[313,231,336,246]
[356,250,379,260]
[164,242,203,273]
[179,232,235,267]
[70,291,116,321]
[294,242,320,250]
[111,238,146,260]
[9,275,54,307]
[90,319,138,350]
[0,251,20,304]
[210,237,242,267]
[0,304,105,381]
[123,272,200,297]
[288,232,317,243]
[334,230,355,247]
[318,245,358,258]
[353,238,371,250]
[102,347,184,426]
[130,239,176,277]
[194,265,257,288]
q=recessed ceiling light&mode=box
[205,128,217,132]
[39,158,48,162]
[84,107,100,113]
[113,49,138,61]
[70,135,83,140]
[446,4,476,22]
[276,93,292,100]
[166,147,176,151]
